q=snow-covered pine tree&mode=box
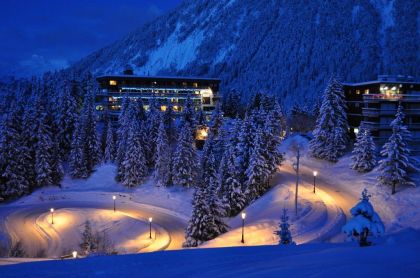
[219,145,247,217]
[207,153,229,234]
[184,184,228,247]
[115,96,130,182]
[245,127,271,201]
[342,189,385,246]
[235,113,257,186]
[162,102,175,142]
[179,96,196,129]
[104,121,116,163]
[153,117,172,186]
[377,105,416,194]
[0,104,31,198]
[69,118,88,178]
[34,113,54,187]
[80,92,100,174]
[351,126,376,172]
[172,123,197,187]
[309,76,349,162]
[80,220,96,255]
[145,100,160,168]
[183,187,211,247]
[56,81,78,160]
[275,208,295,245]
[121,121,148,188]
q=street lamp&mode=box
[72,251,78,259]
[113,195,116,212]
[50,208,54,224]
[149,217,153,239]
[241,212,246,244]
[313,171,318,194]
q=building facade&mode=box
[344,75,420,154]
[96,70,220,121]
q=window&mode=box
[356,90,360,95]
[193,82,198,88]
[160,105,167,112]
[203,97,211,105]
[109,80,117,86]
[364,89,369,94]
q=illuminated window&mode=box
[143,105,150,111]
[364,89,369,94]
[193,82,198,88]
[95,105,104,111]
[173,105,180,112]
[356,90,360,95]
[195,126,209,140]
[109,80,117,86]
[160,105,167,112]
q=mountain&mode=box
[70,0,419,107]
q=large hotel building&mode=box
[344,75,420,154]
[95,69,220,122]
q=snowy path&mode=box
[0,192,187,259]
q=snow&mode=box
[1,229,419,277]
[136,23,204,75]
[0,164,192,259]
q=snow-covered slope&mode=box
[70,0,419,106]
[1,229,419,278]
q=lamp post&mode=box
[313,171,318,194]
[241,212,246,244]
[149,217,153,239]
[50,208,54,224]
[72,251,78,259]
[113,195,116,212]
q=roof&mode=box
[96,74,221,82]
[343,80,420,86]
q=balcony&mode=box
[364,94,420,102]
[364,121,420,130]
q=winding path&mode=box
[0,193,187,260]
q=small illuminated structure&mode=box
[113,195,116,212]
[354,127,359,135]
[149,217,153,239]
[50,208,54,224]
[195,126,209,141]
[313,171,318,194]
[241,212,246,244]
[72,251,78,259]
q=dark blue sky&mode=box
[0,0,181,77]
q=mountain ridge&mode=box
[70,0,419,107]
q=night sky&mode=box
[0,0,181,77]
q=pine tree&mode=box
[115,96,130,182]
[81,92,100,174]
[34,113,54,186]
[172,123,197,187]
[184,185,228,247]
[235,114,257,186]
[245,127,271,201]
[0,105,30,198]
[69,119,88,178]
[310,76,349,162]
[80,220,96,255]
[153,118,172,186]
[145,100,160,168]
[56,82,78,159]
[121,121,148,188]
[343,189,385,246]
[377,105,416,194]
[351,126,376,172]
[275,209,295,245]
[219,146,246,217]
[104,121,116,163]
